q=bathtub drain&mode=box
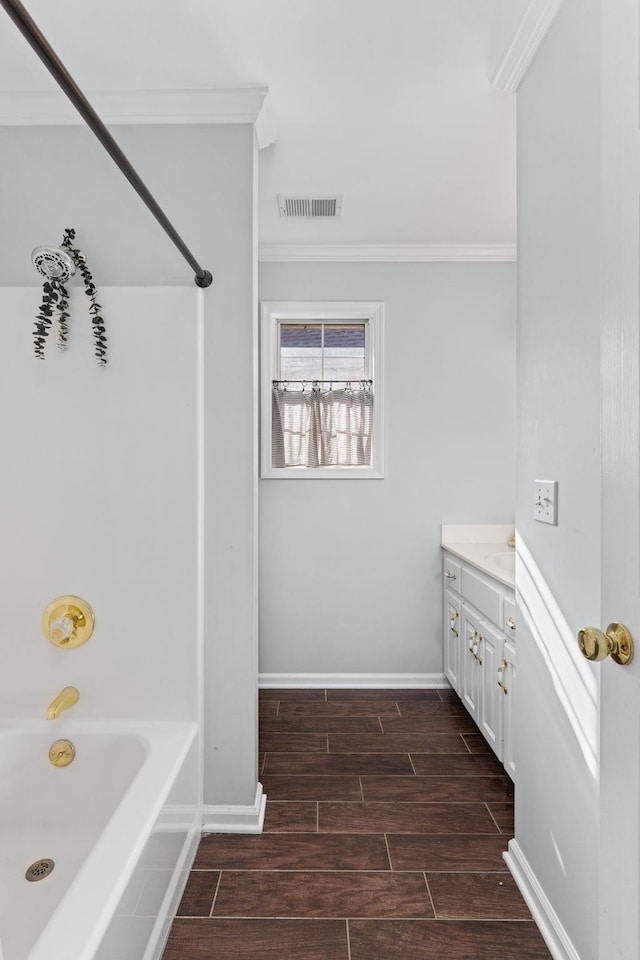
[25,858,55,881]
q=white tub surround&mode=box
[441,523,515,588]
[0,721,198,960]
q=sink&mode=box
[486,551,515,573]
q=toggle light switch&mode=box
[534,480,558,525]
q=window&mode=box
[260,301,384,479]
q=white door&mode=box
[599,4,640,956]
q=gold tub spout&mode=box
[46,685,79,720]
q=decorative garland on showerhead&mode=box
[33,228,107,366]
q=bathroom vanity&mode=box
[441,524,516,781]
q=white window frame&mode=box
[260,301,384,479]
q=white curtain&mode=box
[272,385,373,468]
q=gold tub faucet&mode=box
[46,685,79,720]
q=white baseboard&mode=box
[259,673,448,689]
[202,782,266,834]
[504,840,581,960]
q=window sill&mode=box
[261,465,384,480]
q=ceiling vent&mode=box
[278,195,343,218]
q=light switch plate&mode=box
[534,480,558,524]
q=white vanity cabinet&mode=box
[442,549,516,780]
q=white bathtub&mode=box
[0,721,199,960]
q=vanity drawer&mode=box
[442,555,463,590]
[503,595,517,637]
[461,566,502,625]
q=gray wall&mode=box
[0,123,258,806]
[259,261,516,676]
[516,0,600,956]
[517,0,601,635]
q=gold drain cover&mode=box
[25,858,54,881]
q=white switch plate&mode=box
[534,480,558,524]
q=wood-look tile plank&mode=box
[326,689,443,702]
[278,701,401,718]
[360,776,513,803]
[427,872,531,920]
[380,715,478,735]
[329,733,468,754]
[437,688,460,702]
[461,733,494,754]
[264,752,414,776]
[261,717,383,734]
[411,752,505,777]
[261,775,363,801]
[193,833,391,870]
[164,918,349,960]
[318,802,499,835]
[348,919,553,959]
[164,686,524,960]
[260,733,328,753]
[263,801,318,833]
[260,688,326,701]
[488,802,515,835]
[259,701,279,718]
[213,871,433,919]
[176,871,220,917]
[398,702,467,717]
[387,835,510,872]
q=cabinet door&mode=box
[460,605,481,723]
[478,619,504,761]
[501,639,516,781]
[444,588,462,693]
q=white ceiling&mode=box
[0,0,530,247]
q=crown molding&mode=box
[255,99,276,150]
[258,243,516,263]
[490,0,565,92]
[0,86,268,125]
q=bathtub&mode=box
[0,721,199,960]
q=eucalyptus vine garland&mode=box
[33,228,107,366]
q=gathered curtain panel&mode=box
[272,385,373,468]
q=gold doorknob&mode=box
[577,622,634,665]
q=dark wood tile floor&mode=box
[163,688,553,960]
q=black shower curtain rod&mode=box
[0,0,213,288]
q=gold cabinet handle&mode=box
[471,634,483,664]
[450,611,459,636]
[445,570,457,580]
[506,617,516,631]
[468,629,478,653]
[578,622,634,665]
[497,659,509,694]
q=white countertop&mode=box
[441,524,515,588]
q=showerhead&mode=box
[31,245,76,282]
